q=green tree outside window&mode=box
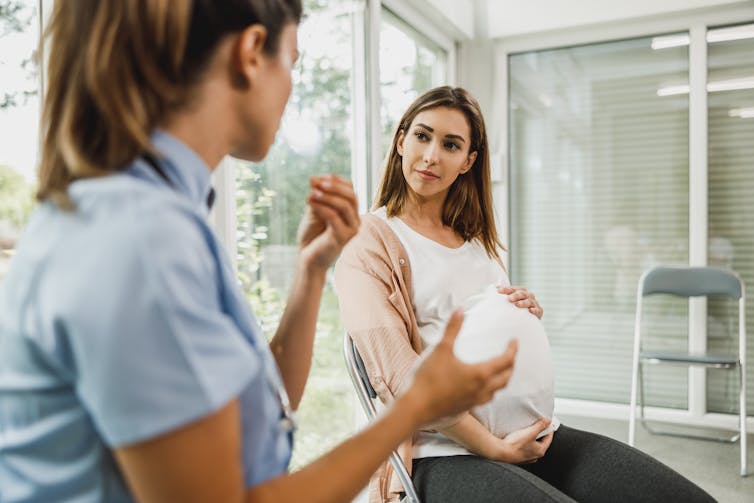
[0,0,38,281]
[234,0,356,470]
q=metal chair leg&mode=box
[740,364,748,477]
[629,350,640,446]
[639,362,741,444]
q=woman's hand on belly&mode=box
[497,285,543,319]
[491,417,553,464]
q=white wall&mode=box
[406,0,475,39]
[486,0,751,38]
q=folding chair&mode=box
[628,266,747,476]
[343,333,421,503]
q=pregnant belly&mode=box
[453,286,555,438]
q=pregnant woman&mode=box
[334,86,713,503]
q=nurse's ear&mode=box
[234,24,268,87]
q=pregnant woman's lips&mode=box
[417,169,440,180]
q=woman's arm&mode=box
[116,397,424,503]
[269,175,359,408]
[440,413,553,464]
[268,257,327,409]
[115,312,518,503]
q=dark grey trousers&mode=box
[411,425,716,503]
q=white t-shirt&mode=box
[375,207,558,458]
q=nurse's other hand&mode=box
[298,175,360,270]
[494,418,553,464]
[497,285,543,319]
[404,310,518,426]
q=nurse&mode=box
[0,1,517,502]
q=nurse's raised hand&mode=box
[402,310,519,425]
[297,174,360,270]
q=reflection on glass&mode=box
[706,23,754,415]
[0,0,38,281]
[509,36,690,406]
[379,9,447,154]
[233,0,357,470]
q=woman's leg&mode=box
[412,455,577,503]
[522,425,715,503]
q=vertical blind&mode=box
[707,24,754,415]
[509,36,691,407]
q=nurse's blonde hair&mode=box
[37,0,302,209]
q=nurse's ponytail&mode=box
[37,0,302,209]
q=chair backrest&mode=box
[353,339,377,399]
[641,266,743,299]
[343,334,421,503]
[343,334,379,420]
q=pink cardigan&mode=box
[334,214,461,503]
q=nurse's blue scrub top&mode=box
[0,131,293,502]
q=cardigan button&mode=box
[399,258,405,265]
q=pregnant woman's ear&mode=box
[497,285,544,319]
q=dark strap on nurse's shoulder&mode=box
[206,187,215,211]
[143,153,175,188]
[143,152,215,211]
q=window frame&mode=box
[212,0,460,261]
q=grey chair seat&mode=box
[639,351,739,367]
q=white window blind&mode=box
[509,36,691,406]
[707,23,754,415]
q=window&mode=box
[0,0,39,282]
[509,20,754,418]
[707,23,754,415]
[379,8,448,155]
[509,36,691,406]
[233,0,358,470]
[228,1,457,470]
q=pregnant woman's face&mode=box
[396,107,477,202]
